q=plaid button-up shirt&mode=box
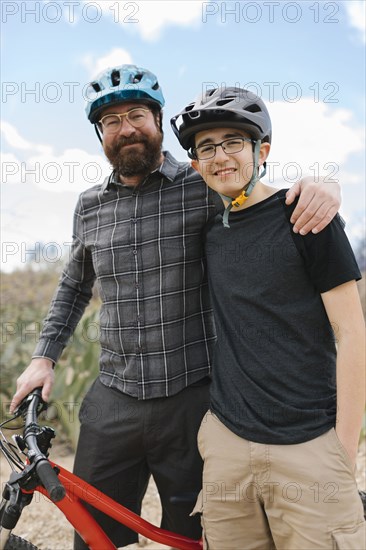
[33,152,221,399]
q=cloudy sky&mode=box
[1,0,365,271]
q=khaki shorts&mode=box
[192,411,365,550]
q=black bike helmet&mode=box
[171,87,272,228]
[171,86,271,155]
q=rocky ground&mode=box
[1,438,365,549]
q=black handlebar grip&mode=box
[36,459,66,502]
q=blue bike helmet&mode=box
[85,64,165,124]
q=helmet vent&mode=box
[245,104,261,113]
[111,70,121,86]
[216,99,234,106]
[152,81,159,90]
[91,82,101,92]
[132,73,143,83]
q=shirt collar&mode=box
[101,150,184,192]
[157,150,182,182]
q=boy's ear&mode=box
[191,159,201,174]
[259,142,270,166]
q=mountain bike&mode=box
[1,390,366,550]
[0,388,203,550]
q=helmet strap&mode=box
[220,140,266,228]
[94,124,103,144]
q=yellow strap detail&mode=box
[232,192,248,208]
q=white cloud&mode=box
[81,48,133,79]
[256,99,365,248]
[24,148,110,193]
[134,1,202,40]
[343,1,366,43]
[1,182,79,272]
[83,0,203,41]
[1,152,22,185]
[263,98,364,185]
[1,122,111,192]
[1,121,52,155]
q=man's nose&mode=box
[118,117,136,137]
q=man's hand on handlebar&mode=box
[10,358,55,414]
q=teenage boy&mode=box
[171,87,366,549]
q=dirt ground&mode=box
[1,438,365,550]
[0,439,164,550]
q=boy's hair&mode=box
[170,86,272,156]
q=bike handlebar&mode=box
[21,388,66,502]
[35,459,66,502]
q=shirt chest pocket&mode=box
[88,223,132,278]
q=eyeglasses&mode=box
[98,108,150,133]
[193,137,254,160]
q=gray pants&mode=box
[73,377,210,549]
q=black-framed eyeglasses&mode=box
[98,108,150,133]
[193,137,254,160]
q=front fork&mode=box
[0,479,34,550]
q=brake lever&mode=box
[13,388,48,419]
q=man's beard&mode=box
[104,132,163,179]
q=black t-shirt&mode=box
[204,189,361,444]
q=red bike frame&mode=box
[32,461,203,550]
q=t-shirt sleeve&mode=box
[207,187,225,218]
[281,196,362,293]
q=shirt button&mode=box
[131,218,137,224]
[132,249,137,255]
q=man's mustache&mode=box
[113,135,148,148]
